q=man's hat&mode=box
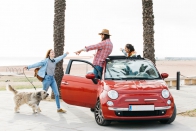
[98,29,111,36]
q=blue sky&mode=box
[0,0,196,58]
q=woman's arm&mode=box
[27,60,46,70]
[54,52,69,63]
[121,49,127,57]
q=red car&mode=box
[60,56,176,126]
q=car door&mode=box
[61,59,99,108]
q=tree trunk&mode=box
[142,0,155,64]
[51,0,66,99]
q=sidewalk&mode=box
[0,86,195,131]
[169,85,196,113]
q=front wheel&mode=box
[159,104,177,124]
[94,100,111,126]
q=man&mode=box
[75,29,113,79]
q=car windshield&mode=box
[105,59,161,80]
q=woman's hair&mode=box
[126,44,135,52]
[102,34,110,41]
[45,49,52,58]
[125,44,135,57]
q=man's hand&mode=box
[66,51,69,54]
[75,49,83,55]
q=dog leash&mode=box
[23,68,36,90]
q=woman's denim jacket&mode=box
[27,53,68,78]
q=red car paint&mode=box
[60,56,176,125]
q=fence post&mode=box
[176,71,180,90]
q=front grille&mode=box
[115,110,167,117]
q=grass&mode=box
[0,76,39,82]
[178,109,196,117]
[0,75,42,91]
[0,85,42,91]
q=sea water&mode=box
[0,57,93,66]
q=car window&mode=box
[69,61,94,77]
[105,59,161,80]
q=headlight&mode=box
[108,90,118,99]
[162,89,170,98]
[107,101,114,106]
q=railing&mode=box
[164,75,196,87]
[6,67,23,75]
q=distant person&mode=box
[120,43,137,57]
[24,49,69,113]
[75,29,113,79]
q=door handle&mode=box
[61,81,69,85]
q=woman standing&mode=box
[24,49,69,113]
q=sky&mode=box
[0,0,196,58]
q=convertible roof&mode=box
[107,55,145,60]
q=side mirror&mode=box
[161,73,169,79]
[86,73,95,79]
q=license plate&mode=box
[129,105,154,111]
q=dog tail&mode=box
[7,84,18,95]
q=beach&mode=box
[0,60,196,78]
[156,60,196,78]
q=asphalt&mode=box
[0,86,196,131]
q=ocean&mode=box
[0,57,94,66]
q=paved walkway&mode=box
[169,86,196,113]
[0,86,196,131]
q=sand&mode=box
[156,60,196,78]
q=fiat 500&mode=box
[60,56,176,126]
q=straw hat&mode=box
[98,29,111,36]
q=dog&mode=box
[7,84,49,113]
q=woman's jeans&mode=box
[93,65,103,79]
[42,75,60,109]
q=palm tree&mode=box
[142,0,155,64]
[52,0,66,99]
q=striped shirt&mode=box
[85,39,113,67]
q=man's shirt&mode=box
[85,39,113,67]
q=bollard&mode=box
[176,71,180,90]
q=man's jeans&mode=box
[93,65,103,79]
[42,75,60,109]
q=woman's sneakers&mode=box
[57,108,66,113]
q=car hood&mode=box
[104,80,168,93]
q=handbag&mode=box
[34,68,44,82]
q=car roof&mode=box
[107,55,146,61]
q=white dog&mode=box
[7,84,49,113]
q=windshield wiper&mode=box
[122,77,160,80]
[105,78,123,80]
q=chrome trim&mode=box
[144,99,157,101]
[108,106,171,111]
[155,106,171,110]
[108,107,128,111]
[125,99,139,102]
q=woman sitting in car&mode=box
[120,43,137,57]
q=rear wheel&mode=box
[159,104,176,124]
[94,100,111,126]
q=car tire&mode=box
[90,108,95,112]
[94,100,111,126]
[159,104,177,124]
